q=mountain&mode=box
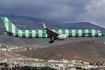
[0,14,17,18]
[0,14,105,47]
[15,40,105,62]
[0,14,105,31]
[0,15,64,35]
[62,22,105,34]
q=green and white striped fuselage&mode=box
[2,17,104,39]
[5,29,103,38]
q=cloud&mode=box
[0,0,105,27]
[77,0,105,27]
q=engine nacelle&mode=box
[57,34,67,40]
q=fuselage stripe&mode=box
[88,30,92,37]
[15,27,19,37]
[62,30,65,34]
[55,30,59,34]
[72,30,75,37]
[95,30,98,37]
[69,30,72,37]
[82,30,85,37]
[78,30,82,36]
[42,30,46,38]
[35,30,39,38]
[22,30,25,38]
[32,30,35,37]
[29,30,32,38]
[75,30,78,37]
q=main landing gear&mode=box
[49,40,54,43]
[49,37,54,43]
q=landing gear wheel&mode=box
[92,37,95,42]
[49,40,54,43]
[49,37,54,43]
[54,38,56,40]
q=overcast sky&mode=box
[0,0,105,27]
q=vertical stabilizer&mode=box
[1,17,20,33]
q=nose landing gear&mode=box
[92,37,95,42]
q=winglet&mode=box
[43,23,47,28]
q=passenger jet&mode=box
[1,17,104,43]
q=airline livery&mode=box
[1,17,104,43]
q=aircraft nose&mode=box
[101,33,104,36]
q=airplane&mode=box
[1,17,104,43]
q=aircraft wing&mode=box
[43,23,59,37]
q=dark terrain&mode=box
[0,15,105,62]
[15,40,105,62]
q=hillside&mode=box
[0,51,27,59]
[0,14,105,33]
[15,40,105,62]
[0,15,105,47]
[62,22,105,34]
[0,35,105,48]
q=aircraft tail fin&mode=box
[1,17,20,33]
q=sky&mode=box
[0,0,105,27]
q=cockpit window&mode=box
[98,30,101,33]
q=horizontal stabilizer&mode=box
[4,31,14,34]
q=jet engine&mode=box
[56,34,67,40]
